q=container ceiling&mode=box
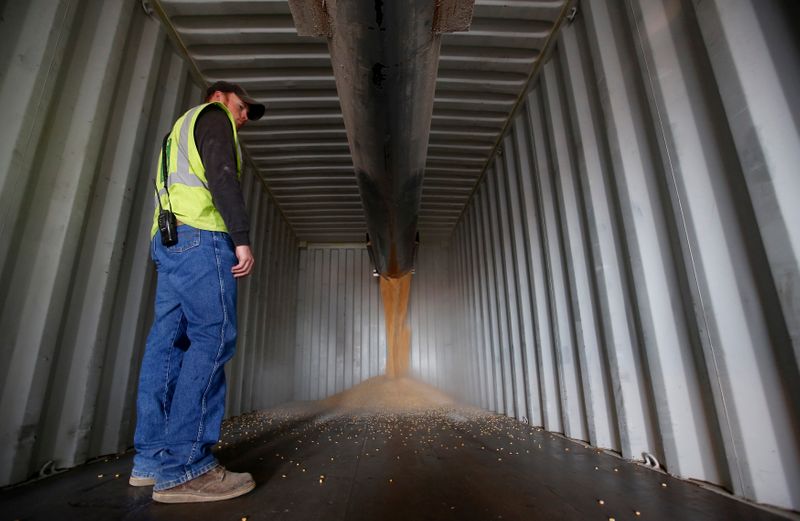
[153,0,570,243]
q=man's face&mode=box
[209,91,249,129]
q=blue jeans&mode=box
[133,225,238,491]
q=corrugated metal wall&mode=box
[0,0,296,487]
[292,244,463,401]
[408,246,457,393]
[226,172,299,415]
[447,0,800,511]
[293,245,385,400]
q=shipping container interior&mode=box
[0,0,798,519]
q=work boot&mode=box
[151,466,255,503]
[129,475,155,487]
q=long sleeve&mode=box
[194,105,251,246]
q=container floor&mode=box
[0,378,792,521]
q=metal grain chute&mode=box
[290,0,474,277]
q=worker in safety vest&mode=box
[130,81,265,503]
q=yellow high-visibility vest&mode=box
[151,102,242,238]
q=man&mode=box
[130,81,266,503]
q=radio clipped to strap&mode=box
[154,132,178,246]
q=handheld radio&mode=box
[154,133,178,246]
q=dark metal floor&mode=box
[1,404,792,521]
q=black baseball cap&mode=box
[205,80,266,121]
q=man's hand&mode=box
[232,245,255,278]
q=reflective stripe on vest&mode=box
[151,102,242,237]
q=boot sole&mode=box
[129,476,155,487]
[152,480,255,503]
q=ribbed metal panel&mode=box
[408,246,453,388]
[226,177,299,415]
[292,244,463,400]
[424,0,569,241]
[0,0,296,487]
[447,0,800,511]
[293,245,385,400]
